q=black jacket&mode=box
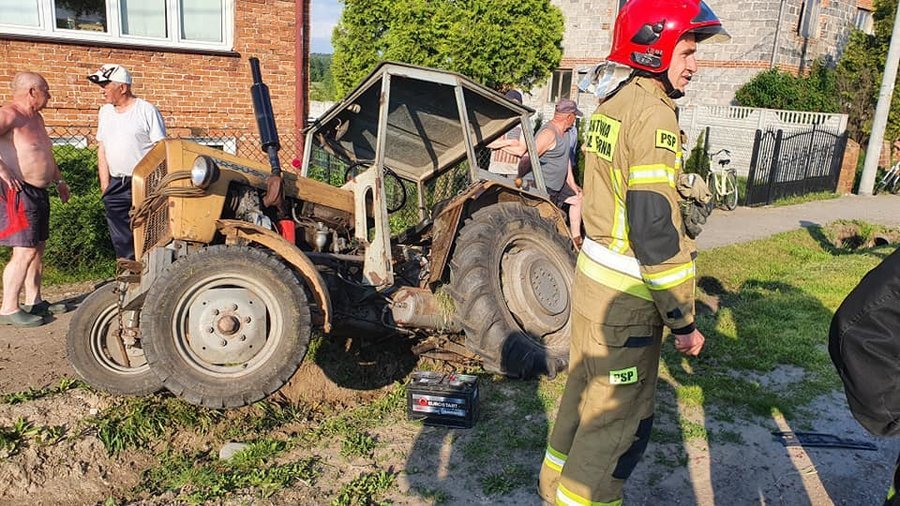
[829,247,900,437]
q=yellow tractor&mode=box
[67,60,576,408]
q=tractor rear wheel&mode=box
[450,202,575,378]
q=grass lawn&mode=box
[1,224,896,504]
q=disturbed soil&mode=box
[1,281,899,506]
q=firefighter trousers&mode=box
[539,302,663,505]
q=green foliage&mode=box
[332,470,395,506]
[0,146,112,282]
[331,0,564,94]
[310,53,337,101]
[139,447,321,504]
[834,0,899,144]
[54,145,99,194]
[88,396,223,454]
[734,59,839,113]
[44,190,115,277]
[683,129,710,178]
[2,377,82,405]
[340,431,377,459]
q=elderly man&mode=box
[87,64,166,260]
[0,72,70,327]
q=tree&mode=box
[734,59,839,113]
[330,0,564,95]
[835,0,898,144]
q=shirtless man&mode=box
[0,72,69,327]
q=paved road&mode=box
[697,193,900,250]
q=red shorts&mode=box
[0,184,50,247]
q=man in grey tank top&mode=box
[520,99,584,246]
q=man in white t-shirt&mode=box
[87,64,166,260]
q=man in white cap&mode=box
[87,64,165,260]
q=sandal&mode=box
[21,300,69,317]
[0,310,44,328]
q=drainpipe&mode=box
[295,0,310,161]
[770,0,786,68]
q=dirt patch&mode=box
[825,221,900,250]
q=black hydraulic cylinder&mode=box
[249,57,282,176]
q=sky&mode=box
[311,0,342,54]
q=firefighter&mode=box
[538,1,729,504]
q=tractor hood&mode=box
[303,62,534,182]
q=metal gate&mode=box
[745,125,848,206]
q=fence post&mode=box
[747,129,763,204]
[766,129,783,205]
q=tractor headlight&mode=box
[191,155,219,188]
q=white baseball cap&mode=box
[87,64,133,85]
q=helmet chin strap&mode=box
[662,74,684,99]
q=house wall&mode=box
[0,0,298,140]
[533,0,859,113]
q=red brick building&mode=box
[0,0,304,160]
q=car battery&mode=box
[407,371,479,429]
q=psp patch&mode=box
[609,366,638,385]
[656,129,678,153]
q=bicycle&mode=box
[874,161,900,195]
[706,148,738,211]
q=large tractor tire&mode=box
[66,283,162,395]
[450,202,575,378]
[141,245,311,408]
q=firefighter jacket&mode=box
[580,76,696,332]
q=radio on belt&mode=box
[407,371,479,428]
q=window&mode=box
[549,69,573,103]
[855,8,874,35]
[0,0,234,51]
[798,0,821,39]
[187,136,236,154]
[51,136,88,148]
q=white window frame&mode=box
[549,69,573,103]
[0,0,235,52]
[187,136,237,154]
[855,8,874,35]
[51,136,88,148]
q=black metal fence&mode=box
[745,125,848,206]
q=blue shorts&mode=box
[0,184,50,247]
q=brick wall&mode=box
[0,0,297,137]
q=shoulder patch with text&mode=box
[655,129,679,153]
[585,113,622,162]
[609,366,638,385]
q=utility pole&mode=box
[859,4,900,195]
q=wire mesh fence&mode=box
[20,126,499,279]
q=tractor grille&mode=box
[138,160,171,253]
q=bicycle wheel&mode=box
[874,170,892,195]
[706,173,719,208]
[889,172,900,194]
[723,171,738,210]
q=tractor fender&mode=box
[428,181,571,285]
[217,219,332,333]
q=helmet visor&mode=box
[691,1,730,43]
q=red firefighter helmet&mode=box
[608,0,729,73]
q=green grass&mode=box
[2,377,82,405]
[138,445,321,504]
[332,470,395,506]
[771,191,840,207]
[665,226,895,421]
[87,395,223,454]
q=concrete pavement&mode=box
[696,193,900,250]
